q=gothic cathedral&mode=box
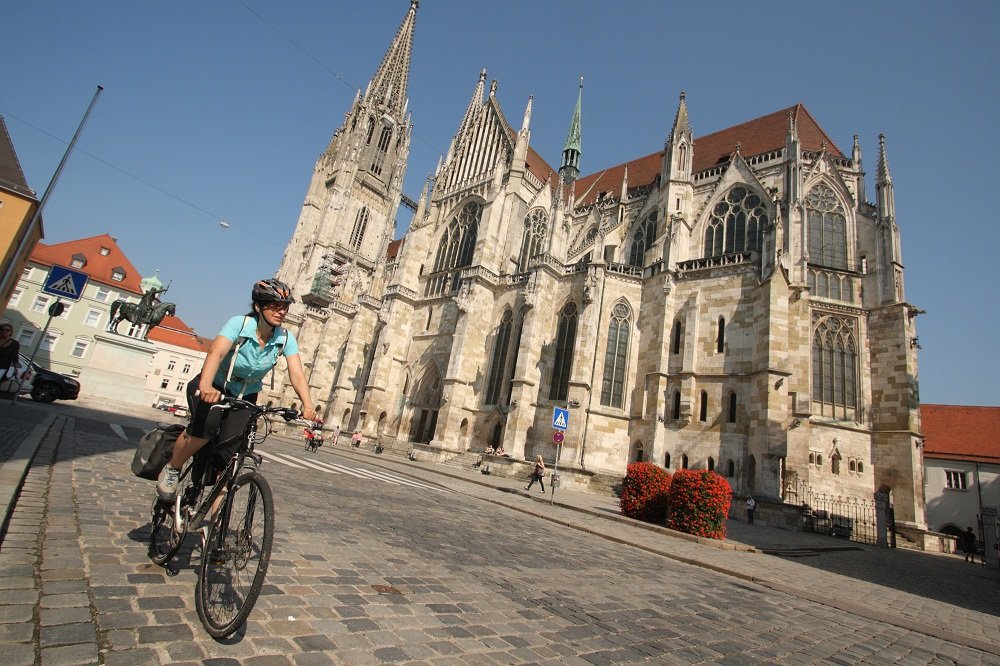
[270,2,925,530]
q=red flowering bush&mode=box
[619,462,672,524]
[665,469,733,540]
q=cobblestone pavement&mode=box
[0,401,999,665]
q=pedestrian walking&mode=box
[0,323,21,396]
[525,455,546,492]
[330,425,341,446]
[962,526,978,563]
[746,496,756,525]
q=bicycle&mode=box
[147,398,301,638]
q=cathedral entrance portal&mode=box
[408,366,442,444]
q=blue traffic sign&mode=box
[42,265,89,302]
[552,407,569,431]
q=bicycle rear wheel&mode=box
[195,471,274,638]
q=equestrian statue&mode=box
[108,286,176,340]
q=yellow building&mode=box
[0,116,42,313]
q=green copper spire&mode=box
[560,77,583,183]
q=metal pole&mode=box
[10,298,60,404]
[0,86,104,314]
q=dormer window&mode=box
[99,247,111,256]
[70,253,87,269]
[111,267,125,282]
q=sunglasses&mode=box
[263,302,290,311]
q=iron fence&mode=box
[794,482,887,546]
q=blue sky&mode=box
[2,1,997,406]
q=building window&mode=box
[70,338,90,358]
[681,454,689,469]
[70,253,87,269]
[99,247,111,256]
[433,201,481,273]
[39,332,59,352]
[628,212,657,268]
[857,461,864,474]
[664,453,671,468]
[55,303,71,320]
[549,301,578,401]
[600,302,631,409]
[182,363,191,374]
[160,379,169,389]
[716,316,726,353]
[350,206,370,250]
[111,268,125,282]
[806,183,847,270]
[16,327,37,347]
[175,381,185,391]
[831,453,841,475]
[167,359,176,371]
[9,288,23,307]
[484,310,513,406]
[727,459,735,477]
[812,315,859,419]
[945,470,968,490]
[517,208,548,272]
[31,294,51,313]
[84,308,102,328]
[708,457,715,472]
[704,186,767,258]
[95,286,111,303]
[21,266,32,280]
[699,390,708,422]
[728,391,737,423]
[672,391,681,420]
[671,320,682,355]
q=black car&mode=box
[29,363,81,403]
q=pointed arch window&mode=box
[600,302,631,409]
[433,201,482,273]
[699,390,708,422]
[716,316,726,353]
[484,310,513,406]
[677,143,687,172]
[806,183,848,270]
[549,302,578,401]
[671,390,681,420]
[671,319,683,355]
[703,186,767,258]
[728,391,737,423]
[369,124,394,177]
[628,212,657,268]
[812,315,859,419]
[682,454,689,469]
[350,207,370,250]
[708,457,715,472]
[517,208,548,272]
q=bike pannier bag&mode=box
[131,423,185,480]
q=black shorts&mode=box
[185,374,258,456]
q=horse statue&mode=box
[107,286,177,340]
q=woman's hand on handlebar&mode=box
[301,407,318,422]
[197,383,223,404]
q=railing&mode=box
[605,262,641,277]
[793,482,885,546]
[675,251,754,275]
[384,284,418,300]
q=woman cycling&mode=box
[157,278,318,500]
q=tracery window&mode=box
[806,183,848,270]
[517,208,548,272]
[628,212,657,268]
[704,186,767,258]
[350,207,369,250]
[484,310,513,406]
[433,201,482,273]
[600,302,631,408]
[369,124,393,177]
[812,315,859,419]
[549,301,578,401]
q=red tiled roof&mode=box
[571,104,843,208]
[387,238,403,261]
[30,234,144,295]
[921,404,1000,463]
[147,313,213,353]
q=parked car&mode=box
[26,358,80,403]
[172,406,190,418]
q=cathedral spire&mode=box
[876,133,895,221]
[668,90,691,144]
[853,134,866,205]
[363,0,418,121]
[560,77,583,184]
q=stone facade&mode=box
[265,2,925,528]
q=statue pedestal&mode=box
[77,333,157,406]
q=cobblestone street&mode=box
[1,401,998,664]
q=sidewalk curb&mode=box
[0,413,59,537]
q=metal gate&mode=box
[794,483,887,546]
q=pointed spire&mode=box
[876,133,892,185]
[620,163,629,201]
[668,90,691,144]
[364,0,418,119]
[455,69,487,142]
[520,95,533,135]
[853,134,866,205]
[787,108,798,140]
[560,77,584,184]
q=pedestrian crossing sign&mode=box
[42,265,89,301]
[552,407,569,431]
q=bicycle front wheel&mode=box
[195,471,274,638]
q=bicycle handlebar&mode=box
[209,397,300,422]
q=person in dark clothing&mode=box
[0,323,21,395]
[962,527,978,563]
[525,455,546,492]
